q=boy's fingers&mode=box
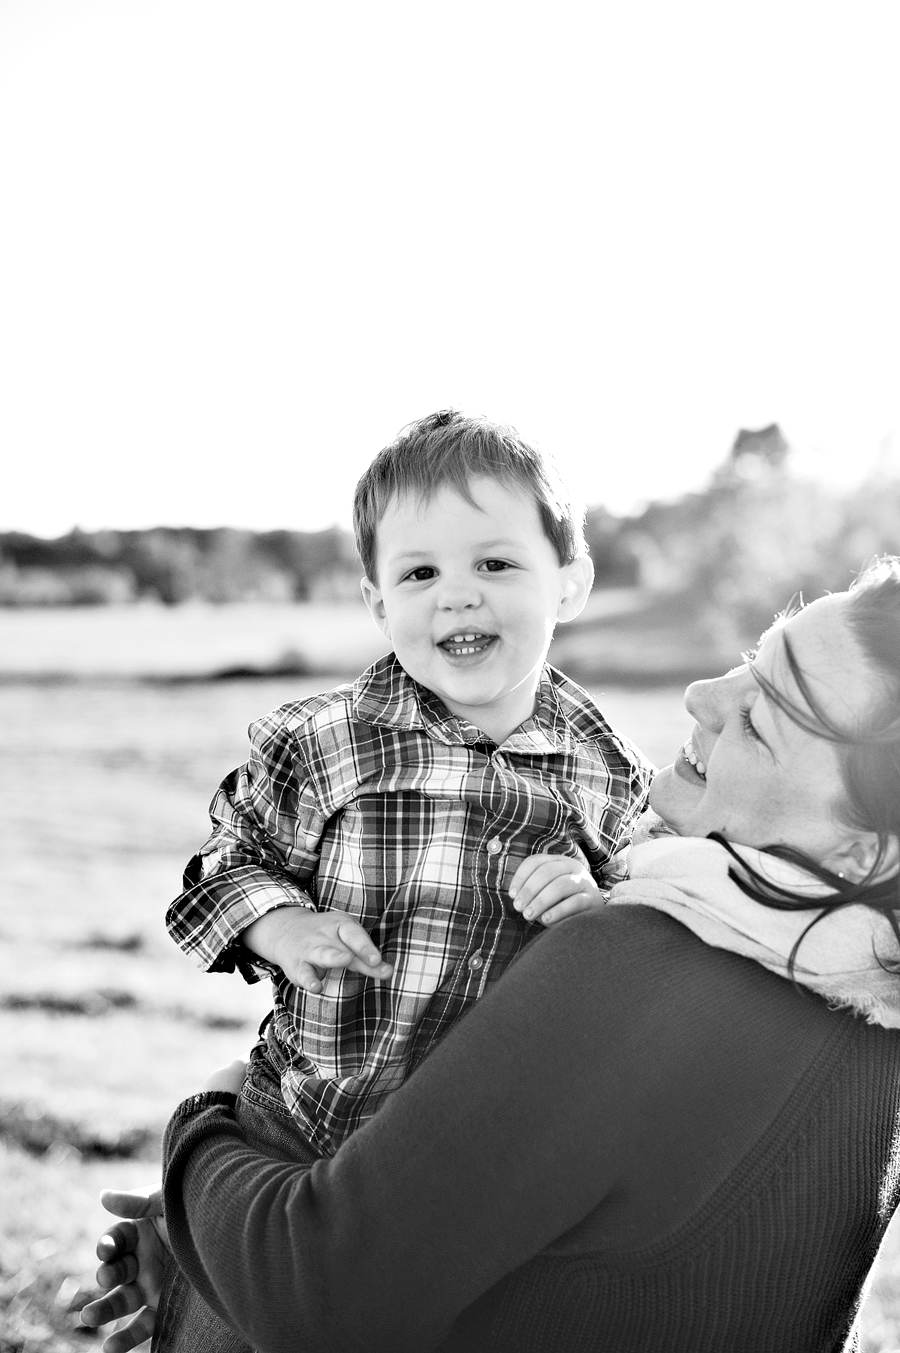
[291,922,391,988]
[508,853,556,893]
[297,949,392,984]
[291,960,325,993]
[335,921,389,969]
[306,943,353,968]
[514,863,589,911]
[345,954,393,979]
[520,885,571,920]
[538,892,605,926]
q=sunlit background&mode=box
[1,0,898,536]
[3,4,900,1350]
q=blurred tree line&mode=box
[0,525,362,605]
[2,428,898,653]
[601,425,900,651]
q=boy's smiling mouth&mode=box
[438,631,496,657]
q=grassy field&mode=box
[2,655,900,1350]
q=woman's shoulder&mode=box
[527,905,890,1084]
[531,903,748,1001]
[526,908,900,1203]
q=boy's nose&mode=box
[436,575,482,610]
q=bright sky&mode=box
[1,0,898,537]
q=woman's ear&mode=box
[827,832,899,885]
[360,576,391,640]
[557,556,594,624]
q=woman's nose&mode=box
[684,674,732,732]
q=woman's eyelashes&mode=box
[739,705,762,743]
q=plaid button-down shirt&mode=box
[167,653,654,1154]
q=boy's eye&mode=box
[480,559,513,573]
[402,566,436,582]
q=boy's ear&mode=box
[360,576,392,639]
[556,556,593,624]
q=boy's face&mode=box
[361,477,592,743]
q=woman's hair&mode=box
[716,555,900,969]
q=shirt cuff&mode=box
[168,865,317,978]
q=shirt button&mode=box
[469,950,484,971]
[486,837,503,855]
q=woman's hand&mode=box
[80,1187,168,1352]
[509,854,606,925]
[81,1061,247,1349]
[202,1058,248,1095]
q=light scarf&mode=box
[608,829,900,1029]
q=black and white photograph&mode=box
[2,2,900,1350]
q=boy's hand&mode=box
[509,854,607,926]
[80,1187,167,1352]
[242,906,393,994]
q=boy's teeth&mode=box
[441,632,492,655]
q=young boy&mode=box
[167,410,653,1158]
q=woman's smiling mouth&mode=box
[438,632,496,657]
[674,736,707,783]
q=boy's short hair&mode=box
[353,410,587,582]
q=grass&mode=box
[2,646,900,1350]
[0,1138,156,1352]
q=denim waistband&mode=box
[261,1010,290,1077]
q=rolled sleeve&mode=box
[167,712,325,980]
[166,864,318,979]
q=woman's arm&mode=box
[162,911,644,1353]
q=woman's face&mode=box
[649,593,875,863]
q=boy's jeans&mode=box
[153,1028,321,1353]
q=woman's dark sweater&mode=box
[163,906,900,1352]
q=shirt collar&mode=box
[352,653,584,753]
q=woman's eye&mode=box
[481,559,512,573]
[403,566,436,582]
[739,707,761,742]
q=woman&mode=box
[85,561,900,1352]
